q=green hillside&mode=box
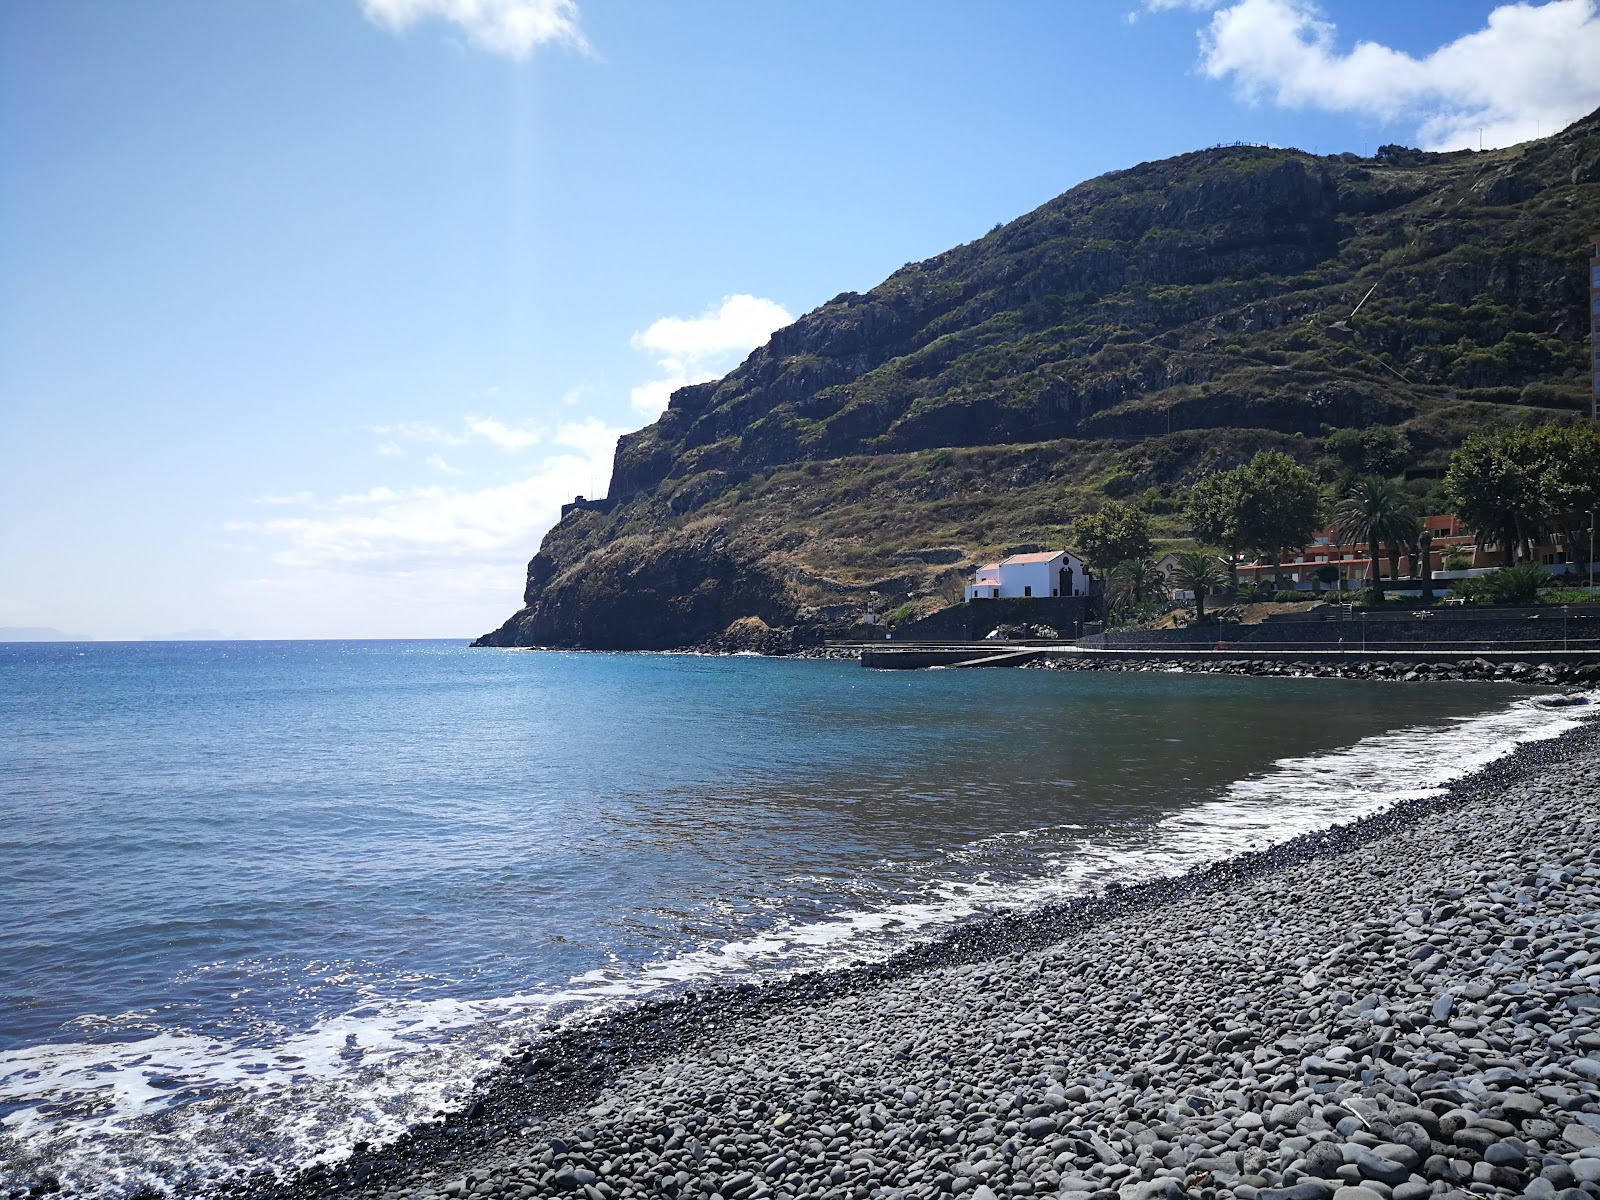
[478,111,1600,650]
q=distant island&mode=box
[0,628,250,642]
[139,630,247,642]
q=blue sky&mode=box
[3,0,1598,639]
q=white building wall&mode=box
[996,559,1057,598]
[965,552,1089,600]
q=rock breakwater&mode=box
[1021,658,1598,687]
[315,719,1600,1200]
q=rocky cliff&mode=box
[477,111,1600,650]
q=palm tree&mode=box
[1332,476,1420,599]
[1106,558,1167,616]
[1483,562,1553,605]
[1167,552,1228,619]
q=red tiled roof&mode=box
[1000,552,1063,564]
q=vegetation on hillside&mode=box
[479,108,1600,649]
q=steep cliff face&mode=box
[477,113,1600,650]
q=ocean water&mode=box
[0,640,1583,1196]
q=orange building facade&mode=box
[1235,515,1584,591]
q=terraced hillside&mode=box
[478,110,1600,650]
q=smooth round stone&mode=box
[1567,1126,1600,1150]
[1572,1161,1600,1186]
[1485,1143,1527,1168]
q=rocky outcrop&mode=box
[478,110,1600,650]
[476,532,796,651]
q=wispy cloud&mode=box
[231,420,625,596]
[1149,0,1600,149]
[371,415,545,452]
[247,490,316,506]
[426,453,466,476]
[628,294,793,418]
[357,0,587,59]
[464,416,542,449]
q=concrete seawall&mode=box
[859,645,1600,671]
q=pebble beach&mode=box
[296,703,1600,1200]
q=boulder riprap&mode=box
[315,719,1600,1200]
[1021,657,1599,688]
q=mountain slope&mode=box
[478,112,1600,650]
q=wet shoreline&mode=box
[202,707,1599,1200]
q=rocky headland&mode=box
[477,110,1600,652]
[247,709,1600,1200]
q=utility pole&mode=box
[1590,235,1599,424]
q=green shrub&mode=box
[1101,469,1138,498]
[1481,562,1553,605]
[884,602,920,627]
[1273,590,1310,603]
[1539,590,1596,606]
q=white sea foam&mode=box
[0,690,1587,1197]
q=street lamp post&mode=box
[1589,512,1595,591]
[1361,611,1367,654]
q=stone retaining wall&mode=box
[1084,612,1600,654]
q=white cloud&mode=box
[372,415,544,452]
[247,490,315,506]
[463,415,542,450]
[358,0,587,59]
[333,486,407,506]
[1157,0,1600,149]
[426,453,465,475]
[231,420,625,601]
[628,293,793,418]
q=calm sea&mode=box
[0,641,1579,1196]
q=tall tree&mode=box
[1234,451,1324,591]
[1443,428,1548,566]
[1167,551,1228,619]
[1531,422,1600,562]
[1333,476,1420,594]
[1184,470,1249,596]
[1070,501,1153,573]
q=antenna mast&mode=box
[1590,235,1599,423]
